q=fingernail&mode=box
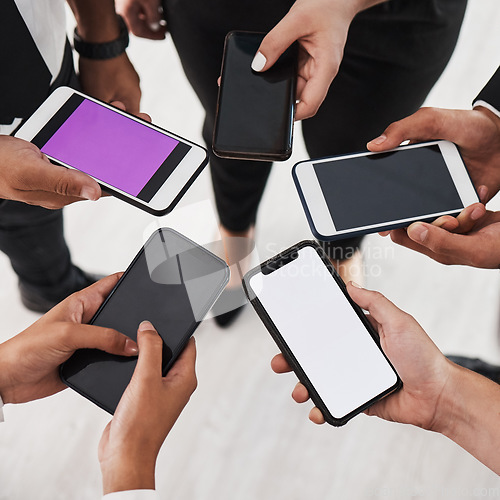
[478,185,488,200]
[408,223,428,242]
[350,281,363,289]
[368,135,387,146]
[149,22,160,31]
[138,320,155,332]
[251,51,266,72]
[471,206,484,220]
[80,186,99,201]
[125,338,138,354]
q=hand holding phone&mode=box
[61,228,229,414]
[213,31,297,161]
[272,282,455,432]
[243,241,401,426]
[15,87,208,215]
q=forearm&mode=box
[67,0,121,42]
[101,457,155,495]
[433,363,500,474]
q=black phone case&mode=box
[213,31,297,162]
[60,227,230,414]
[292,143,479,241]
[242,240,402,426]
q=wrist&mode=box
[0,342,15,405]
[100,457,156,495]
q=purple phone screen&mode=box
[41,99,179,197]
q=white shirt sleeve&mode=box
[472,100,500,119]
[103,490,160,500]
[0,394,4,423]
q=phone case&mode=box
[60,227,230,414]
[242,240,402,426]
[213,31,297,162]
[292,146,474,241]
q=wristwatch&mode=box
[73,15,129,60]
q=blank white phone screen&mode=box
[249,246,397,419]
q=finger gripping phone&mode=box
[14,87,208,216]
[243,241,401,426]
[213,31,297,161]
[292,141,479,240]
[60,228,229,414]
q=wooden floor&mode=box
[1,1,500,498]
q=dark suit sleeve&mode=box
[473,67,500,115]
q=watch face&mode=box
[73,15,129,60]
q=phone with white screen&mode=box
[242,241,401,426]
[14,86,208,216]
[60,228,229,414]
[292,141,479,241]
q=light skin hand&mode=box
[366,107,500,203]
[271,283,500,473]
[384,209,500,268]
[0,274,138,405]
[271,282,453,428]
[116,0,167,40]
[252,0,386,121]
[99,322,197,494]
[0,135,101,208]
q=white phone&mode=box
[292,141,479,241]
[243,241,401,426]
[15,86,208,216]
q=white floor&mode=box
[1,1,500,499]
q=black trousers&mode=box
[163,0,467,260]
[0,41,82,298]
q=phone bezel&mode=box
[60,227,230,414]
[14,86,208,216]
[242,240,402,427]
[212,30,297,162]
[292,141,480,241]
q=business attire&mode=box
[162,0,468,261]
[474,67,500,117]
[0,0,93,311]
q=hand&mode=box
[116,0,167,40]
[367,107,500,202]
[252,0,385,121]
[0,135,101,208]
[99,321,197,495]
[79,54,142,114]
[0,274,138,405]
[384,209,500,268]
[271,282,453,430]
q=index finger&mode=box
[271,353,293,373]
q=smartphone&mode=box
[213,31,297,161]
[14,87,208,216]
[60,228,230,414]
[292,141,479,241]
[243,241,401,426]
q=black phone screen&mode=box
[213,31,297,160]
[60,228,229,414]
[313,145,464,231]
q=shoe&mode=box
[212,286,248,328]
[19,266,104,313]
[447,355,500,383]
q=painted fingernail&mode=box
[350,281,363,289]
[471,206,484,220]
[251,51,266,72]
[368,135,387,146]
[408,223,428,242]
[138,320,155,332]
[80,186,99,201]
[149,22,160,31]
[125,338,138,354]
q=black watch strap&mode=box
[73,15,129,60]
